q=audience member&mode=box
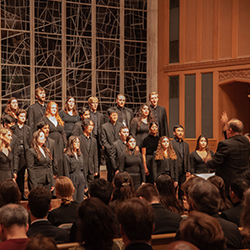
[0,178,21,208]
[208,175,232,212]
[48,177,79,227]
[188,180,242,249]
[164,241,199,250]
[27,186,70,244]
[116,198,154,250]
[155,174,184,215]
[74,197,123,250]
[0,204,30,249]
[220,178,249,226]
[179,211,226,250]
[136,183,181,234]
[25,234,58,250]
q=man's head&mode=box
[173,125,184,140]
[83,118,95,135]
[116,198,154,245]
[88,178,113,205]
[136,183,159,203]
[0,204,29,241]
[17,109,27,125]
[88,97,99,113]
[37,120,50,138]
[119,126,129,142]
[149,92,159,108]
[107,108,118,124]
[188,180,220,215]
[226,119,244,138]
[35,87,46,104]
[2,115,15,129]
[28,187,52,219]
[78,107,90,120]
[230,178,249,202]
[116,94,126,109]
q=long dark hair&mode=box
[125,135,139,156]
[63,96,77,116]
[65,136,81,157]
[156,174,184,215]
[4,97,19,118]
[195,135,209,152]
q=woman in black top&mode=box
[63,136,86,203]
[141,122,160,184]
[130,104,156,150]
[59,96,80,139]
[2,97,19,121]
[119,135,145,190]
[189,135,214,173]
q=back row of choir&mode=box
[0,87,212,202]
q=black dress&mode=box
[63,153,86,203]
[59,110,80,139]
[190,150,215,173]
[0,150,13,183]
[119,150,145,190]
[130,119,149,149]
[41,117,67,177]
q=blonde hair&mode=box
[88,96,99,104]
[0,127,12,151]
[55,176,74,205]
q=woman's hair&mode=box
[4,97,19,117]
[25,234,58,250]
[65,136,81,157]
[0,178,21,208]
[241,188,250,247]
[208,176,232,212]
[149,121,159,135]
[45,101,64,126]
[132,104,156,132]
[77,197,116,250]
[156,174,184,215]
[179,211,226,250]
[112,172,135,202]
[155,136,177,160]
[195,135,209,151]
[55,176,74,205]
[125,135,139,156]
[31,130,52,161]
[0,127,12,151]
[63,96,77,116]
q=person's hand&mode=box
[94,172,99,176]
[115,170,119,175]
[53,175,57,179]
[174,181,178,188]
[144,168,150,176]
[50,186,55,192]
[13,173,17,180]
[135,146,140,152]
[220,111,228,131]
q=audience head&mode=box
[77,197,116,250]
[164,241,199,250]
[55,176,75,205]
[116,198,154,244]
[25,234,58,250]
[188,180,220,215]
[230,178,249,202]
[136,183,159,203]
[0,178,21,208]
[241,188,250,230]
[181,176,203,199]
[28,187,52,219]
[227,118,243,137]
[0,204,29,241]
[179,211,226,250]
[112,172,135,201]
[88,178,113,205]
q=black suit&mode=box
[79,134,98,185]
[150,105,169,137]
[151,203,181,234]
[110,139,126,171]
[207,134,250,195]
[27,102,46,133]
[101,121,123,182]
[27,220,70,244]
[72,120,84,136]
[220,202,243,227]
[45,137,58,176]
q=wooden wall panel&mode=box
[184,0,196,62]
[238,0,250,56]
[201,0,214,60]
[219,0,232,59]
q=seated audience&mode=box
[25,234,58,250]
[0,204,30,249]
[116,198,154,250]
[72,197,123,250]
[0,178,21,207]
[155,174,184,215]
[48,176,79,227]
[240,188,250,248]
[109,172,135,213]
[187,180,242,250]
[27,186,70,244]
[136,183,182,234]
[208,175,232,212]
[164,241,199,250]
[179,211,226,250]
[220,178,249,226]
